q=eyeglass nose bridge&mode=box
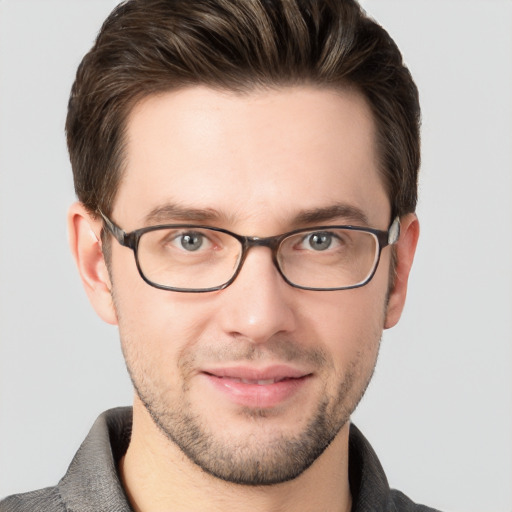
[242,234,283,250]
[232,234,287,284]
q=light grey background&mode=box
[1,1,511,511]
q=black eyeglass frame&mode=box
[99,211,400,293]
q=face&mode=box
[95,86,401,484]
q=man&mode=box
[1,0,436,510]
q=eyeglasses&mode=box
[100,212,400,293]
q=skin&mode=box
[69,86,419,512]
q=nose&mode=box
[216,246,297,344]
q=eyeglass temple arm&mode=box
[388,216,401,245]
[98,210,127,245]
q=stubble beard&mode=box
[121,335,379,486]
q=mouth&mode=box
[208,376,295,385]
[199,365,313,408]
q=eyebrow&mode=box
[292,204,370,227]
[144,204,225,225]
[142,202,369,228]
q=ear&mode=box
[68,202,118,325]
[384,213,420,329]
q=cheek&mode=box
[299,284,387,383]
[110,266,209,381]
[304,284,387,340]
[113,286,213,407]
[110,244,210,343]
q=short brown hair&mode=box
[66,0,420,219]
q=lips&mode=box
[200,365,312,408]
[223,377,288,385]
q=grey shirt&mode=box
[0,407,440,512]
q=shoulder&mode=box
[0,486,65,512]
[348,424,443,512]
[0,408,133,512]
[389,489,443,512]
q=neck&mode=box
[119,398,352,512]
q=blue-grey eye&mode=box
[180,232,204,251]
[307,232,332,251]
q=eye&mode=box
[181,232,203,251]
[304,232,335,251]
[171,231,212,252]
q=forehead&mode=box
[116,86,390,231]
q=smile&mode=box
[200,366,313,408]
